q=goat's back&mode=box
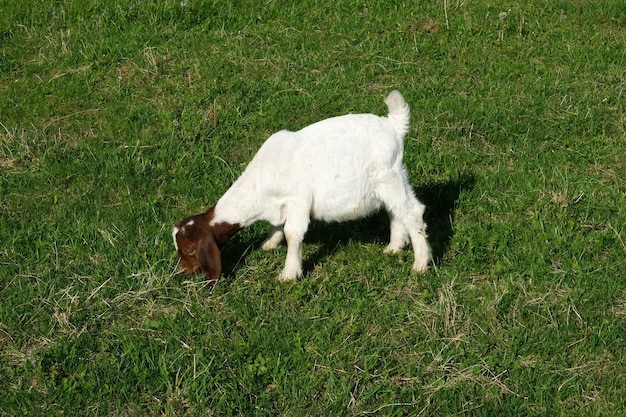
[245,113,403,222]
[218,91,411,225]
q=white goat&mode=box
[173,90,431,283]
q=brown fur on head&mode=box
[173,207,241,284]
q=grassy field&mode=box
[1,0,625,415]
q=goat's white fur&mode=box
[172,220,196,251]
[211,90,431,281]
[172,226,180,250]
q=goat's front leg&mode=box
[278,212,309,282]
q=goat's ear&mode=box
[197,234,222,285]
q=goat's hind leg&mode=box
[262,225,284,250]
[376,170,431,273]
[406,199,431,273]
[384,216,409,253]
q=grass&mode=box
[1,0,625,415]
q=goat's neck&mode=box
[213,179,263,227]
[205,206,243,246]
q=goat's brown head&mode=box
[173,207,241,285]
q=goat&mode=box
[173,90,431,284]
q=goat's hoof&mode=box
[384,245,402,254]
[384,238,408,254]
[412,261,429,274]
[261,240,280,250]
[278,269,301,282]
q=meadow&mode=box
[1,0,625,415]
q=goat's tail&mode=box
[384,90,410,137]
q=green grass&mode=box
[1,0,625,415]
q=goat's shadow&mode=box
[221,173,475,280]
[418,173,476,264]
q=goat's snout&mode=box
[173,224,201,275]
[172,216,204,274]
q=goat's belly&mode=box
[311,194,382,222]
